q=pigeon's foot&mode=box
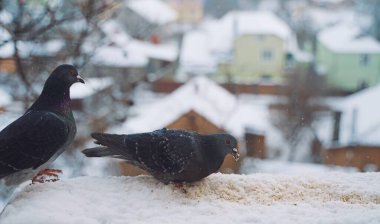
[173,182,187,194]
[31,169,63,184]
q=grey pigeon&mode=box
[82,128,239,184]
[0,64,84,205]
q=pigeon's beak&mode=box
[232,148,240,161]
[77,75,85,84]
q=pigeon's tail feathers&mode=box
[82,147,115,157]
[85,133,132,160]
[91,133,126,149]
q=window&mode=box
[360,54,370,66]
[261,49,273,62]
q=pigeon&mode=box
[0,64,84,205]
[82,128,240,184]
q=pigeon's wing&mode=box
[0,111,70,178]
[124,130,198,175]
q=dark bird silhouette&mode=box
[82,128,239,184]
[0,64,84,205]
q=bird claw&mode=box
[31,169,63,184]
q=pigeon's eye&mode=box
[225,139,231,145]
[68,70,77,77]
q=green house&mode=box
[316,24,380,92]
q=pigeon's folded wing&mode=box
[0,111,69,178]
[122,132,197,175]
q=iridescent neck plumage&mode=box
[28,86,72,114]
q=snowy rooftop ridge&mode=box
[222,11,292,40]
[2,173,380,223]
[127,0,177,25]
[119,76,237,134]
[318,23,380,54]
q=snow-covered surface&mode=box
[335,84,380,146]
[127,0,177,25]
[118,76,237,134]
[318,24,380,53]
[70,77,114,99]
[2,173,380,224]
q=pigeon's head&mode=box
[46,64,85,89]
[216,134,240,161]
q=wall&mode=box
[323,146,380,171]
[228,34,285,82]
[317,42,380,91]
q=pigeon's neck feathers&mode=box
[28,82,72,114]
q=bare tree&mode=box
[270,67,328,161]
[0,0,116,106]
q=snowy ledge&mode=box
[1,173,380,224]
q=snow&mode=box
[179,11,306,76]
[335,84,380,146]
[0,88,11,107]
[117,76,237,134]
[91,45,148,68]
[127,0,177,25]
[1,173,380,224]
[70,77,114,99]
[0,10,12,25]
[179,30,218,75]
[241,158,358,174]
[96,20,179,67]
[318,24,380,54]
[0,39,65,58]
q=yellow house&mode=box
[220,11,293,82]
[167,0,203,23]
[179,11,301,83]
[230,34,287,82]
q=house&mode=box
[119,0,177,41]
[178,11,310,83]
[166,0,203,24]
[319,85,380,171]
[316,24,380,92]
[113,76,240,175]
[88,20,179,82]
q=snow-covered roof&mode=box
[318,24,380,54]
[116,76,237,133]
[2,173,380,223]
[335,84,380,146]
[96,20,178,67]
[126,0,177,25]
[91,45,148,68]
[222,11,292,41]
[70,77,114,99]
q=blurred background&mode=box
[0,0,379,177]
